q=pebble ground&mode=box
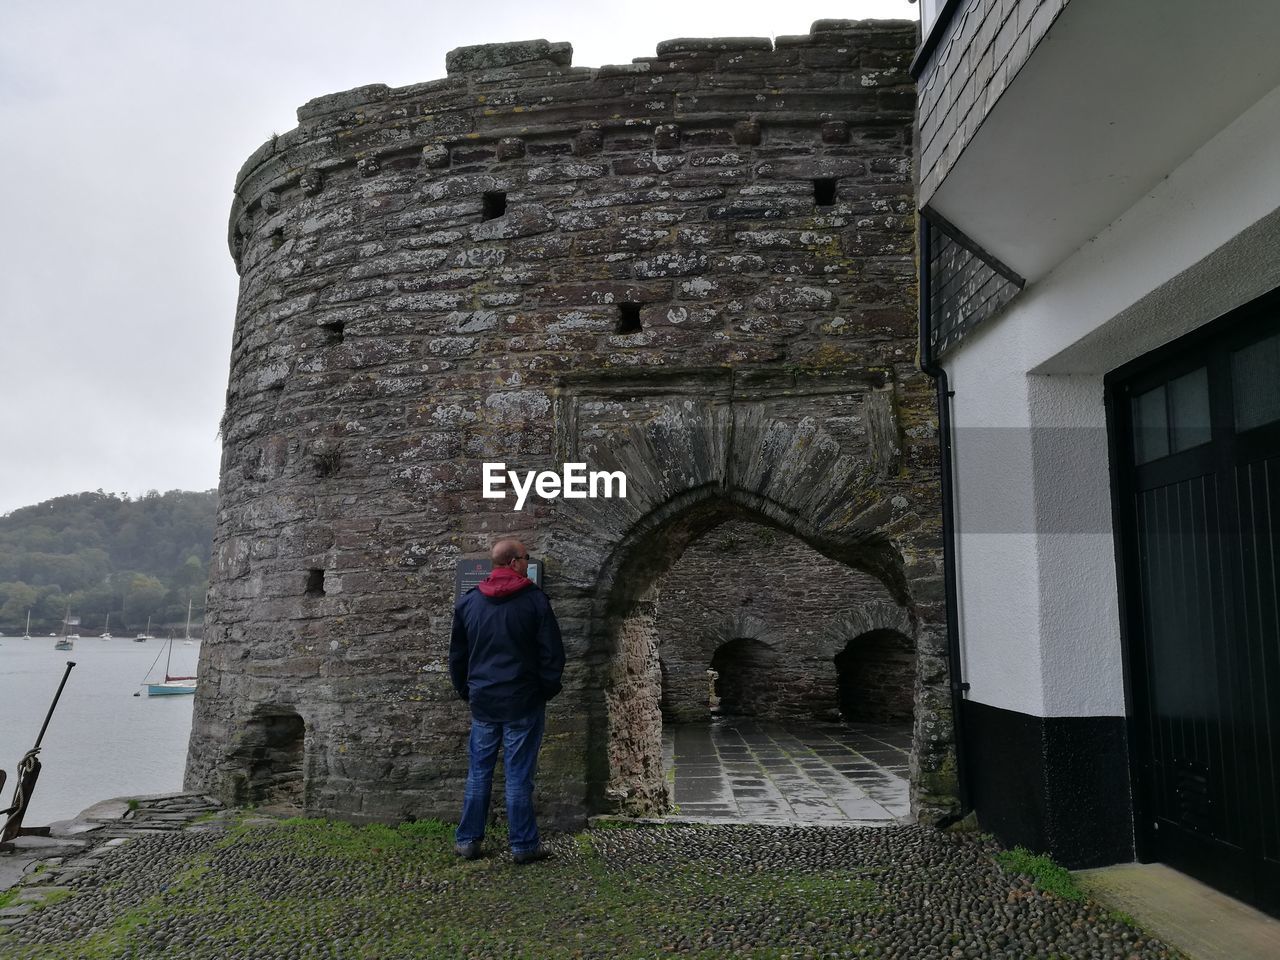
[0,808,1183,960]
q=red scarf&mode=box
[476,565,533,598]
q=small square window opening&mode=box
[319,320,344,345]
[305,569,326,597]
[482,191,507,221]
[616,303,643,335]
[813,178,838,206]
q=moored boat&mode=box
[147,678,197,696]
[141,627,197,697]
[55,608,76,650]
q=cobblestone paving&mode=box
[664,719,911,823]
[0,792,224,936]
[0,809,1184,960]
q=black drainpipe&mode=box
[917,215,972,816]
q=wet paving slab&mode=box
[662,717,911,825]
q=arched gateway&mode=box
[185,21,959,827]
[556,392,952,819]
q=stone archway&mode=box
[835,629,917,723]
[539,376,955,823]
[655,522,912,725]
[709,637,779,717]
[659,607,777,723]
[823,603,918,723]
[586,495,922,818]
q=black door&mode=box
[1111,291,1280,917]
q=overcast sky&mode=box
[0,0,917,516]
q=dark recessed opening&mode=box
[616,302,643,335]
[305,569,325,597]
[319,320,344,345]
[834,630,916,723]
[313,449,341,478]
[232,708,307,809]
[813,178,838,206]
[271,229,285,250]
[710,637,779,718]
[482,191,507,221]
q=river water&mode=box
[0,635,199,825]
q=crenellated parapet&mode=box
[228,22,917,269]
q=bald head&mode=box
[491,539,528,569]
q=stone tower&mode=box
[186,20,957,826]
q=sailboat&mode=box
[54,609,75,651]
[183,599,196,645]
[134,616,152,642]
[144,603,198,696]
[145,631,197,696]
[100,612,112,639]
[23,611,31,640]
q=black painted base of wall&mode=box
[963,700,1134,869]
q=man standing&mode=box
[449,539,565,864]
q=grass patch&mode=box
[0,885,73,916]
[28,888,73,911]
[995,846,1084,901]
[126,799,140,812]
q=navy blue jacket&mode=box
[449,575,565,723]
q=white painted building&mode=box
[912,0,1280,915]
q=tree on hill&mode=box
[0,489,218,634]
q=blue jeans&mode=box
[456,707,545,853]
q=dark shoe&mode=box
[512,845,552,865]
[454,841,482,860]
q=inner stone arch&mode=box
[835,628,917,724]
[708,637,779,717]
[656,519,907,725]
[586,494,922,820]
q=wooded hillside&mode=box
[0,490,217,635]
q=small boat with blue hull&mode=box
[147,677,196,696]
[140,620,197,697]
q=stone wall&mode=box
[654,519,913,723]
[187,20,959,827]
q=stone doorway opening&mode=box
[229,707,307,811]
[835,629,916,724]
[598,511,917,824]
[708,637,778,717]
